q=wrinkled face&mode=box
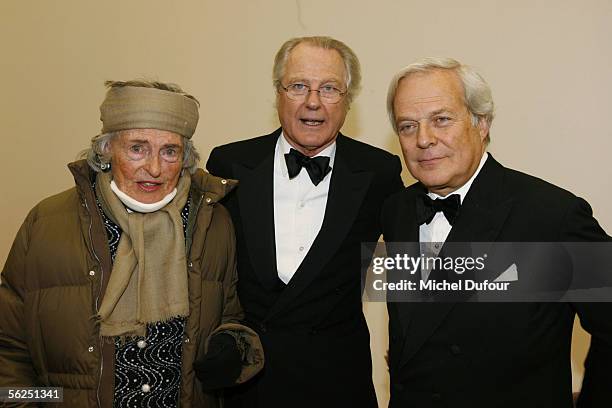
[393,69,489,196]
[108,129,184,203]
[277,43,349,157]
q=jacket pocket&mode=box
[36,286,97,377]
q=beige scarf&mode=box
[95,170,191,338]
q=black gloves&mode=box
[194,333,242,390]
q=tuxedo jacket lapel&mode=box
[398,155,515,368]
[446,156,514,245]
[265,135,373,321]
[394,185,458,368]
[384,187,420,369]
[389,185,422,243]
[234,132,279,291]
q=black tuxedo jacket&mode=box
[382,155,612,408]
[207,129,403,408]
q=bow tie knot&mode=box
[416,193,461,226]
[284,148,331,186]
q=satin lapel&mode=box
[385,187,421,370]
[387,187,421,243]
[445,155,514,246]
[398,155,514,368]
[385,186,421,304]
[265,150,373,321]
[234,151,278,291]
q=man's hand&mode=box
[194,333,242,390]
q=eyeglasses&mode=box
[280,83,346,104]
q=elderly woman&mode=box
[0,80,263,407]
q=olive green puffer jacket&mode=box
[0,160,263,407]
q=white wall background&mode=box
[1,1,610,406]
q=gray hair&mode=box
[82,131,200,174]
[272,36,362,107]
[387,57,495,143]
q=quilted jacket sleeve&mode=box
[0,209,38,396]
[209,205,264,384]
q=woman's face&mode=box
[108,129,184,203]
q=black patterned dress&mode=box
[97,193,190,408]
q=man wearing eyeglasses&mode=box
[207,36,403,407]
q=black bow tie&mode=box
[284,148,331,186]
[416,193,461,226]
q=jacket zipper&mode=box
[81,185,208,406]
[82,197,105,408]
[177,192,204,407]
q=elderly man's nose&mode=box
[305,90,322,108]
[416,123,437,148]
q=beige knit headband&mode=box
[100,86,199,139]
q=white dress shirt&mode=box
[273,133,336,283]
[419,153,488,281]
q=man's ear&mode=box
[477,117,490,142]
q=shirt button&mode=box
[89,270,95,276]
[298,202,305,208]
[221,179,227,185]
[184,337,190,343]
[299,246,304,252]
[141,384,151,393]
[88,346,94,352]
[188,262,193,268]
[137,340,147,349]
[205,197,212,203]
[450,344,461,355]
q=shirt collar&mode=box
[428,152,489,204]
[276,131,337,178]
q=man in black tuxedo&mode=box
[382,57,612,407]
[207,36,403,407]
